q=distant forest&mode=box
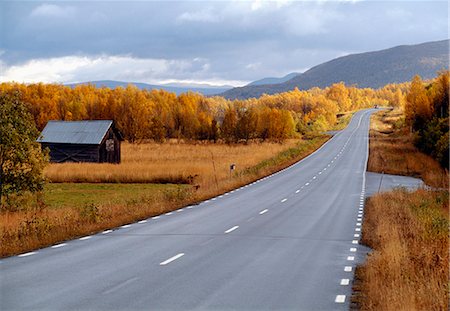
[0,81,408,143]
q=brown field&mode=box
[368,109,448,188]
[1,136,328,257]
[353,189,448,311]
[353,109,449,310]
[45,139,299,188]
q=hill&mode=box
[247,72,300,86]
[66,80,232,96]
[221,40,449,99]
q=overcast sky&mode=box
[0,0,448,86]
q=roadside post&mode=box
[230,164,236,179]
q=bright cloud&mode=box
[178,9,219,23]
[30,4,75,18]
[0,55,247,86]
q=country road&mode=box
[1,109,376,310]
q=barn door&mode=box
[106,139,115,162]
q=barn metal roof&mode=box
[37,120,113,145]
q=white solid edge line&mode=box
[259,209,268,215]
[51,243,67,249]
[18,251,37,257]
[225,225,239,234]
[335,295,346,303]
[159,253,185,266]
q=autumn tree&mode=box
[221,107,238,143]
[0,93,48,209]
[405,75,431,131]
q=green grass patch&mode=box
[44,183,190,209]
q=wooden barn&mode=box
[37,120,123,163]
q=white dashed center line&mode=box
[259,209,268,215]
[281,198,287,203]
[102,230,113,234]
[305,182,310,186]
[344,266,352,272]
[347,256,355,261]
[340,279,350,286]
[160,253,185,266]
[79,236,92,241]
[350,248,357,252]
[225,226,239,234]
[138,220,147,224]
[295,189,300,193]
[121,224,131,229]
[152,216,161,220]
[165,212,173,216]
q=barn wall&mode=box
[41,143,100,163]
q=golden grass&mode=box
[368,109,448,188]
[1,137,329,257]
[45,140,299,187]
[353,189,449,311]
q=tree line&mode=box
[405,71,449,168]
[0,81,406,143]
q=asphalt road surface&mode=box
[1,109,377,311]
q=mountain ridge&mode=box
[247,72,300,86]
[221,39,449,100]
[66,80,232,96]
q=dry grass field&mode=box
[45,140,300,188]
[353,109,449,310]
[1,136,328,257]
[354,189,448,311]
[368,109,448,188]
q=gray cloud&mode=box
[0,0,448,85]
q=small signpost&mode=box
[230,164,236,178]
